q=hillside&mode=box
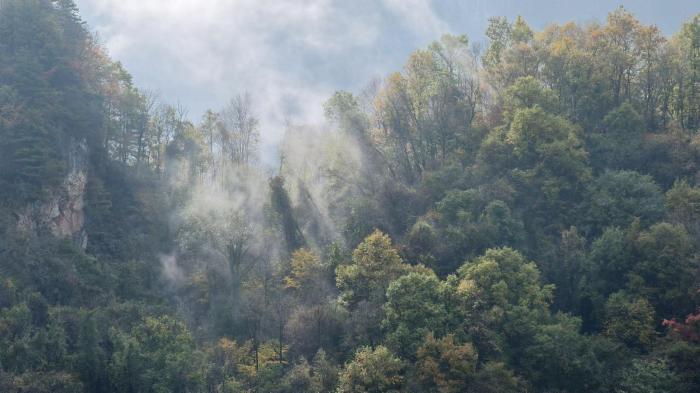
[0,1,699,392]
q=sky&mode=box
[76,0,700,162]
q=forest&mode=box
[0,1,699,392]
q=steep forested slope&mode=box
[0,1,699,392]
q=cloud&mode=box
[77,0,452,166]
[383,0,450,39]
[159,253,184,284]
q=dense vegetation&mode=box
[1,1,699,392]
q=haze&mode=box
[77,0,699,162]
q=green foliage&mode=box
[588,103,645,170]
[337,346,404,393]
[505,106,591,223]
[582,222,698,329]
[336,230,411,307]
[470,361,520,393]
[108,316,204,392]
[603,291,656,349]
[342,197,386,249]
[502,76,558,120]
[545,227,587,313]
[1,3,700,392]
[520,314,620,392]
[584,226,634,300]
[456,248,555,363]
[373,34,480,183]
[281,357,312,392]
[310,349,339,393]
[270,176,306,253]
[284,248,323,292]
[616,358,683,393]
[405,220,438,268]
[630,223,697,318]
[415,333,478,393]
[457,247,553,313]
[0,371,83,393]
[483,16,512,70]
[583,170,665,235]
[0,235,112,306]
[674,14,700,132]
[279,351,339,393]
[324,91,369,136]
[660,338,700,392]
[75,312,109,392]
[382,272,452,358]
[430,187,524,273]
[666,179,700,237]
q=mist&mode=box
[2,1,700,392]
[76,0,699,166]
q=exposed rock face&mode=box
[16,138,89,249]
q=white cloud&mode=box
[78,0,452,165]
[383,0,450,39]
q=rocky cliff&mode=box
[16,138,89,248]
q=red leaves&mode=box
[663,309,700,343]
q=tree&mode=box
[537,20,609,127]
[336,230,420,348]
[500,98,591,228]
[199,109,219,160]
[281,357,312,393]
[284,248,324,295]
[108,316,204,393]
[373,35,482,182]
[309,349,339,393]
[661,306,700,391]
[218,93,259,167]
[501,76,558,121]
[458,248,553,315]
[405,220,438,269]
[583,170,665,235]
[580,222,695,329]
[520,314,619,393]
[205,338,252,389]
[0,0,96,203]
[324,91,370,137]
[75,313,109,392]
[630,223,698,318]
[336,230,411,307]
[603,291,656,349]
[600,7,641,105]
[457,248,554,362]
[382,272,452,359]
[3,3,700,392]
[583,226,634,303]
[415,333,478,393]
[547,226,586,313]
[0,371,83,393]
[665,179,700,239]
[337,346,404,393]
[636,25,666,130]
[616,358,683,393]
[483,16,512,71]
[663,309,700,343]
[269,176,306,253]
[673,14,700,132]
[588,103,645,171]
